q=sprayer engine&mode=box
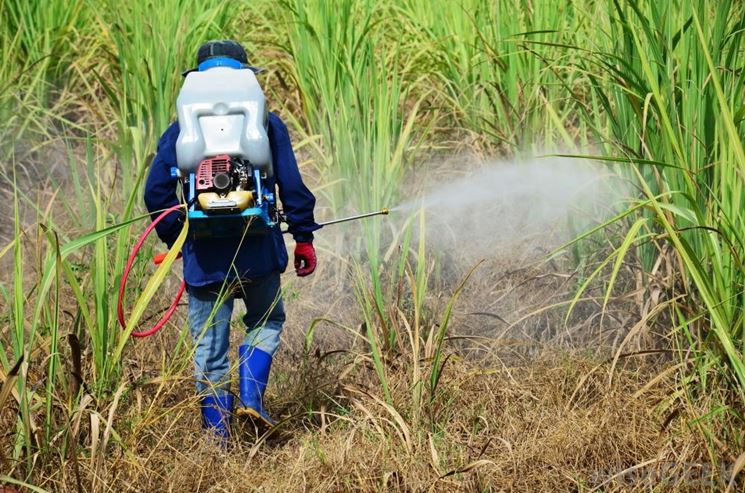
[194,155,253,213]
[183,155,277,239]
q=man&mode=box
[144,40,319,438]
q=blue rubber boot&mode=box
[201,393,233,443]
[236,345,276,427]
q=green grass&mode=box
[569,0,745,454]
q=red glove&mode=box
[294,242,317,277]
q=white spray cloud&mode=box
[393,156,626,260]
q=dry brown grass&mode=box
[21,245,717,492]
[31,345,709,492]
[1,262,728,492]
[0,153,730,493]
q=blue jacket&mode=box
[144,112,320,287]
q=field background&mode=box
[1,0,744,491]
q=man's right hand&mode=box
[294,242,316,276]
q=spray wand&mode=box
[320,208,389,226]
[118,207,389,337]
[282,208,389,233]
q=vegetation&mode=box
[0,0,743,490]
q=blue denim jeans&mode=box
[187,272,285,395]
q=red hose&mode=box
[117,204,186,338]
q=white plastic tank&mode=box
[175,67,273,177]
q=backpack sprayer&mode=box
[116,61,389,337]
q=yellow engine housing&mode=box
[198,191,254,212]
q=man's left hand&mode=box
[294,242,317,277]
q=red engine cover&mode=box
[196,155,232,191]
